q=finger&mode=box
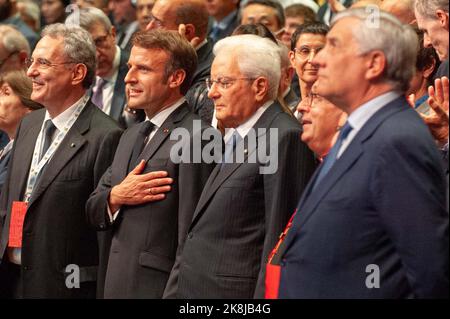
[441,76,449,112]
[178,24,186,37]
[407,94,415,108]
[434,78,444,105]
[429,97,448,120]
[130,160,146,175]
[144,177,173,188]
[148,185,171,195]
[140,170,169,181]
[143,194,166,202]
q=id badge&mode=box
[8,201,28,248]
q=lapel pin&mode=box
[244,149,248,155]
[163,128,170,133]
[70,143,76,148]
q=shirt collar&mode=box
[146,97,186,128]
[347,91,401,132]
[224,100,273,143]
[195,39,208,51]
[43,92,89,132]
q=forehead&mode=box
[137,0,155,5]
[328,17,359,42]
[296,33,326,46]
[211,52,240,75]
[89,22,109,35]
[33,36,64,57]
[243,4,277,18]
[129,46,169,64]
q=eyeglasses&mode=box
[148,14,163,28]
[206,77,255,91]
[26,57,75,69]
[0,51,18,70]
[92,34,110,48]
[294,46,324,59]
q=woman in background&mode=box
[0,70,43,194]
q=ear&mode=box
[17,51,28,66]
[71,63,88,86]
[423,57,437,79]
[168,69,186,89]
[183,24,196,42]
[365,50,386,81]
[436,9,449,29]
[252,77,270,102]
[289,50,296,67]
[110,25,117,41]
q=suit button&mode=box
[187,232,193,239]
[99,224,106,229]
[23,266,29,270]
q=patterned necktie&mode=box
[40,119,56,161]
[312,121,353,190]
[92,78,107,110]
[129,121,155,171]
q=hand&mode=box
[328,0,346,13]
[108,160,173,212]
[422,77,449,145]
[178,24,201,47]
[407,93,416,108]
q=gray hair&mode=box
[17,0,41,30]
[213,34,281,100]
[332,8,418,92]
[414,0,449,18]
[65,6,112,33]
[41,23,97,89]
[0,25,30,55]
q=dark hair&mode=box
[232,23,278,44]
[0,70,43,111]
[415,28,440,84]
[132,30,198,95]
[241,0,285,28]
[291,22,329,51]
[285,4,317,24]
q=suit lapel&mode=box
[10,112,44,202]
[109,49,128,121]
[139,103,190,164]
[27,103,94,207]
[190,102,283,227]
[286,96,410,239]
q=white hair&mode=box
[414,0,449,18]
[213,34,282,100]
[332,8,418,92]
[65,6,112,32]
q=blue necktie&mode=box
[313,121,353,190]
[221,131,241,169]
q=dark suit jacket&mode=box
[171,102,317,299]
[110,49,129,124]
[185,40,215,123]
[207,11,239,44]
[279,97,449,298]
[0,148,11,196]
[86,102,216,298]
[0,101,122,298]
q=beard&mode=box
[0,0,12,21]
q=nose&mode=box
[146,19,156,31]
[423,33,432,48]
[26,61,38,78]
[296,98,311,115]
[124,68,136,85]
[207,82,220,100]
